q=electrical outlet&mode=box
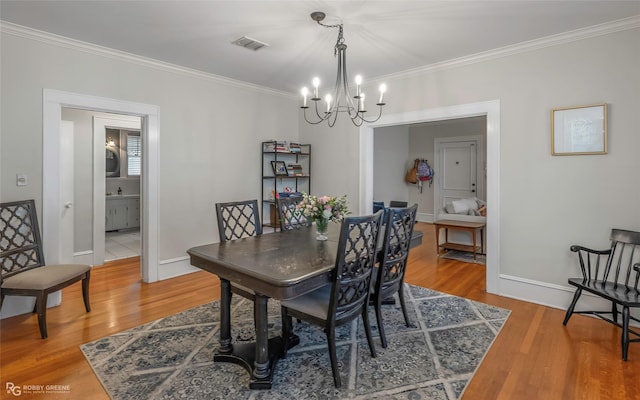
[16,174,27,186]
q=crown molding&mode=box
[372,15,640,85]
[0,21,296,99]
[2,16,639,94]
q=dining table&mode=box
[187,222,423,389]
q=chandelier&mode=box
[300,12,387,127]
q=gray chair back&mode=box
[215,200,262,242]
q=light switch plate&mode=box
[16,174,27,186]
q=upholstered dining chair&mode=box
[370,203,418,348]
[280,210,384,388]
[0,199,91,339]
[276,196,310,231]
[215,199,262,300]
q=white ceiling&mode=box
[1,1,639,94]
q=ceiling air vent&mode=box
[231,36,269,51]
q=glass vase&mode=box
[315,218,329,241]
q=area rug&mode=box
[440,250,486,265]
[81,284,509,400]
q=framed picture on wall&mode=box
[551,103,607,155]
[271,160,288,176]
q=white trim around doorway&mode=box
[359,100,501,294]
[43,89,160,283]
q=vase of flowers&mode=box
[297,193,349,240]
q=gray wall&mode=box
[1,21,639,311]
[1,26,299,264]
[373,125,409,207]
[300,26,640,301]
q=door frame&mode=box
[359,99,500,294]
[433,135,485,213]
[43,89,160,282]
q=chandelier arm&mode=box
[313,98,328,121]
[357,105,384,124]
[303,107,328,125]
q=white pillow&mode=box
[451,198,478,214]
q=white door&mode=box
[437,139,479,209]
[60,120,74,263]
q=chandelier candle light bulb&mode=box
[325,94,332,113]
[355,74,362,98]
[312,77,320,100]
[378,84,387,105]
[301,87,309,108]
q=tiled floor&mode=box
[105,229,140,262]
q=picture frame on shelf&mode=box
[551,103,607,156]
[271,160,288,176]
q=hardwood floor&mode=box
[1,222,638,399]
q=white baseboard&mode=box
[416,213,434,223]
[73,250,94,265]
[498,274,640,327]
[0,292,62,319]
[158,256,200,280]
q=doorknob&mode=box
[65,202,73,208]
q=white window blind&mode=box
[127,134,141,176]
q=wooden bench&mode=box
[434,219,485,261]
[563,229,640,360]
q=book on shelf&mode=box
[289,143,301,153]
[287,163,305,176]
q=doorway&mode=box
[434,135,485,212]
[359,100,501,294]
[96,116,143,263]
[43,89,160,283]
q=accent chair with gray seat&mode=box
[280,210,384,387]
[0,199,91,339]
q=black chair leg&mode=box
[326,328,341,388]
[374,298,387,348]
[82,273,91,312]
[362,307,377,358]
[563,288,582,326]
[0,293,5,310]
[622,306,630,361]
[612,302,618,324]
[35,292,48,339]
[398,285,412,328]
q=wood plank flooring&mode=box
[1,222,638,399]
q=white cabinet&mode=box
[127,198,140,228]
[106,197,139,231]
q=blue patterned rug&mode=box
[81,285,509,399]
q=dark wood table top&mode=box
[188,223,423,300]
